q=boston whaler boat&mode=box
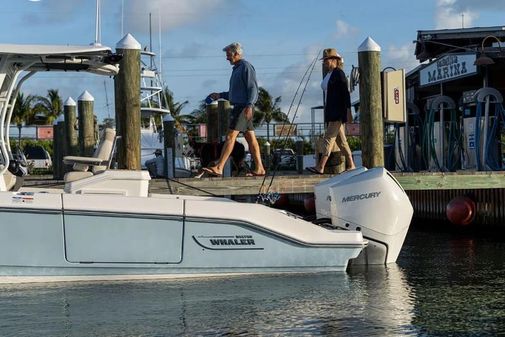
[0,43,413,282]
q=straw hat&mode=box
[321,48,342,60]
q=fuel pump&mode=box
[421,96,462,171]
[394,122,408,171]
[461,90,480,170]
[473,87,504,171]
[394,103,421,171]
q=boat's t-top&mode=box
[0,44,121,191]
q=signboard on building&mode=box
[420,52,477,87]
[275,123,297,137]
[36,126,53,140]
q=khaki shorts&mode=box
[229,105,254,132]
[321,121,352,159]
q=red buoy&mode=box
[446,196,476,226]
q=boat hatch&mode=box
[64,214,183,264]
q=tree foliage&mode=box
[32,89,63,124]
[160,86,192,131]
[254,87,288,126]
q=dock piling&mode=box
[63,97,78,157]
[358,37,384,168]
[77,90,95,157]
[115,33,141,170]
[52,115,65,179]
[163,114,176,178]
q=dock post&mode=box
[296,138,304,174]
[217,100,230,139]
[77,90,95,157]
[206,101,219,143]
[115,33,141,170]
[63,97,78,156]
[52,115,65,179]
[264,141,271,170]
[358,36,384,168]
[163,114,176,178]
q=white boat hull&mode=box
[0,192,364,281]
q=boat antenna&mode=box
[121,0,124,36]
[94,0,102,46]
[149,12,153,54]
[256,50,321,204]
[158,11,162,77]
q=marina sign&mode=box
[420,53,477,87]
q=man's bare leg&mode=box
[244,130,265,175]
[206,130,240,175]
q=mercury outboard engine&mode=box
[314,167,413,265]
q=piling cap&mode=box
[358,36,381,52]
[64,97,76,106]
[78,90,94,102]
[116,33,141,50]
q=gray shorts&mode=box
[229,105,254,132]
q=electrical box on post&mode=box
[383,69,406,123]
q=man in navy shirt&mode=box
[203,42,266,177]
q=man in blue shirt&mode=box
[203,42,266,177]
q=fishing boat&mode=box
[0,43,412,282]
[139,48,193,177]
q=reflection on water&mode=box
[1,229,504,336]
[400,231,505,336]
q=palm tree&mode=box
[12,92,37,144]
[255,87,288,140]
[188,100,208,124]
[161,86,191,131]
[32,89,62,124]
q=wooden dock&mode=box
[149,171,505,227]
[150,171,505,196]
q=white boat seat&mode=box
[63,128,116,183]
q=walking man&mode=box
[203,42,266,177]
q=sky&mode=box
[1,0,504,124]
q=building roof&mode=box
[414,26,505,62]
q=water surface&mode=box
[1,229,504,336]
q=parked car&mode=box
[24,145,52,170]
[272,148,296,169]
[12,147,28,166]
